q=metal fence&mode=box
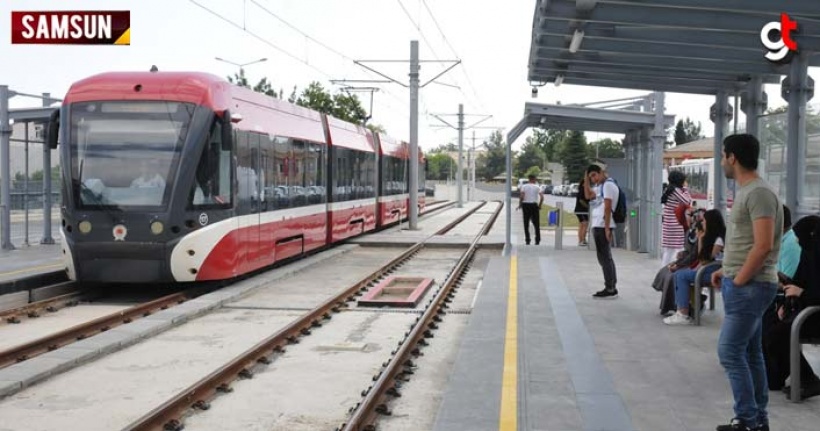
[757,101,820,217]
[1,111,59,249]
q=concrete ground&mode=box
[431,182,820,431]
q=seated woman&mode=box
[762,215,820,399]
[664,209,725,325]
[655,208,702,316]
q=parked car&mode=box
[568,183,579,197]
[541,184,553,194]
[425,184,436,197]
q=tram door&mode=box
[236,131,264,268]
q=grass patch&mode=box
[538,204,580,229]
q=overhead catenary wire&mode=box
[419,0,487,113]
[188,0,410,122]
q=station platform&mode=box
[0,244,64,287]
[433,219,820,431]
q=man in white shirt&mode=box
[131,160,166,189]
[584,163,619,298]
[517,174,544,245]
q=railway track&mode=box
[0,282,82,325]
[0,200,457,369]
[122,201,500,431]
[0,291,191,370]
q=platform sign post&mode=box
[41,92,55,245]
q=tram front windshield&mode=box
[69,101,195,209]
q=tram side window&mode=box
[190,122,232,208]
[305,141,326,204]
[289,139,308,207]
[363,152,376,198]
[419,160,426,192]
[334,147,351,202]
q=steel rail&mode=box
[434,201,487,235]
[482,200,503,235]
[0,291,188,369]
[122,242,426,431]
[123,202,489,431]
[340,201,502,430]
[1,282,81,324]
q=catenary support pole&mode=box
[408,41,419,230]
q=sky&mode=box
[1,0,816,151]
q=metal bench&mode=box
[789,305,820,402]
[692,261,722,326]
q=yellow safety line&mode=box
[499,255,518,430]
[0,263,63,278]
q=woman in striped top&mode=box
[661,170,692,266]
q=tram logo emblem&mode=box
[112,224,127,241]
[761,13,798,63]
[198,213,209,226]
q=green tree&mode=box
[476,130,513,181]
[296,82,334,114]
[227,68,281,98]
[524,165,541,178]
[426,152,457,181]
[295,82,368,124]
[673,117,704,146]
[332,92,368,124]
[588,138,625,159]
[530,128,569,162]
[366,123,386,134]
[557,131,589,183]
[516,141,546,177]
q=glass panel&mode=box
[190,121,232,209]
[69,101,194,208]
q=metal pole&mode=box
[408,41,419,230]
[713,91,729,214]
[785,54,810,216]
[505,132,512,255]
[555,201,564,250]
[745,77,764,140]
[24,123,29,246]
[457,103,464,208]
[0,86,14,250]
[467,131,473,202]
[41,92,54,244]
[650,92,666,259]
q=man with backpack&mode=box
[584,163,623,299]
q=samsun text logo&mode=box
[760,13,798,62]
[11,11,130,45]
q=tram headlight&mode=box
[78,221,92,234]
[150,221,164,235]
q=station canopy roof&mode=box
[507,101,674,144]
[528,0,820,95]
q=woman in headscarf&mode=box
[762,215,820,399]
[660,170,692,266]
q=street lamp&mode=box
[214,57,268,69]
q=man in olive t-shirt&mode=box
[711,134,781,431]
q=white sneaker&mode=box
[663,312,692,326]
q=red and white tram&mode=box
[48,71,426,283]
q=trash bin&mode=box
[548,210,560,226]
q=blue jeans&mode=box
[717,278,778,427]
[673,265,720,310]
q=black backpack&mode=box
[605,179,627,224]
